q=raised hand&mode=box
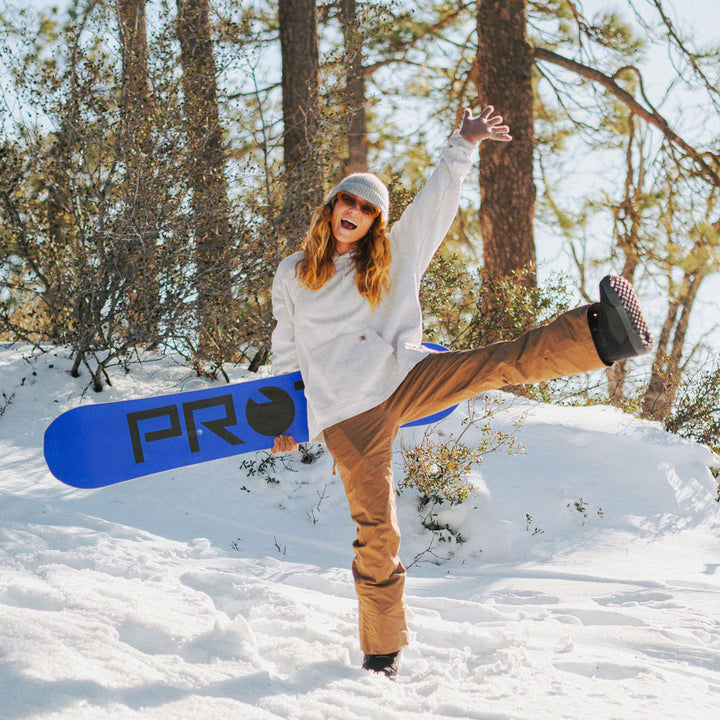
[459,106,512,145]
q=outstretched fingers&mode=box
[482,106,512,140]
[460,105,512,144]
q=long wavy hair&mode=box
[295,198,393,309]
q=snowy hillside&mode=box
[1,343,719,719]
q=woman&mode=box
[270,106,652,678]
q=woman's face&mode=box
[330,191,379,254]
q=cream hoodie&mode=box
[271,132,476,440]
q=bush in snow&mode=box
[398,394,525,543]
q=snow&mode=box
[1,343,720,719]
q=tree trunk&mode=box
[117,0,158,346]
[340,0,368,173]
[476,0,536,288]
[642,270,703,420]
[278,0,324,250]
[605,116,643,406]
[118,0,152,148]
[176,0,234,360]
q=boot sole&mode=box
[599,275,653,356]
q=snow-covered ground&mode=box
[1,343,719,719]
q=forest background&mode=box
[1,0,719,449]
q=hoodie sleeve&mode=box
[391,131,476,275]
[270,259,301,376]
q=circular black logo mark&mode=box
[246,386,296,437]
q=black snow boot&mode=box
[362,651,400,679]
[589,275,653,364]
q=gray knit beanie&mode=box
[325,172,390,221]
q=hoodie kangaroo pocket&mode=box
[305,329,397,413]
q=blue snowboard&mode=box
[44,344,458,488]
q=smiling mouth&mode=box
[340,219,357,230]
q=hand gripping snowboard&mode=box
[44,344,458,488]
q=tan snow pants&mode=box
[323,305,606,656]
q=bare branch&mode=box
[533,45,720,187]
[646,0,720,102]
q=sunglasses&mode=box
[336,191,380,218]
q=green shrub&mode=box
[399,395,525,543]
[400,440,477,508]
[666,362,720,454]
